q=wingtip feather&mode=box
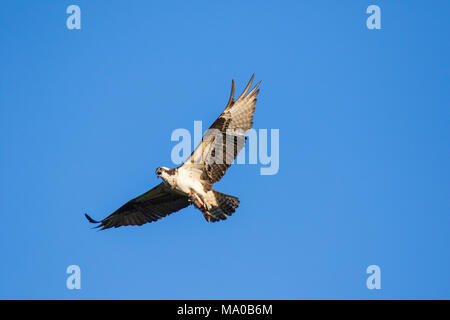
[84,213,101,224]
[226,79,235,107]
[238,74,257,100]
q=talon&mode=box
[188,191,204,209]
[188,191,214,220]
[204,210,214,218]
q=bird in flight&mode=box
[85,75,260,229]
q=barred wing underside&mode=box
[85,183,190,230]
[182,75,260,185]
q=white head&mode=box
[155,166,176,182]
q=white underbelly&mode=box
[174,170,205,196]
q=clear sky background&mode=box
[0,1,449,299]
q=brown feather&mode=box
[88,183,190,230]
[181,75,261,185]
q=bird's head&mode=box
[155,166,175,181]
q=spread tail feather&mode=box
[205,191,240,222]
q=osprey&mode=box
[85,75,260,229]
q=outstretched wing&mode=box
[182,75,260,185]
[85,183,190,230]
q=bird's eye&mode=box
[156,169,162,175]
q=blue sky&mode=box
[0,0,449,299]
